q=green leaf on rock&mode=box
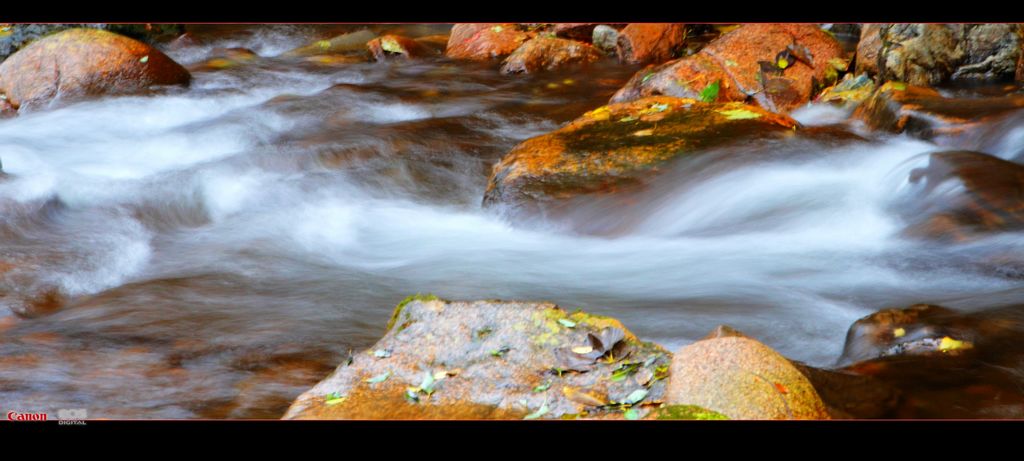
[699,80,720,103]
[557,319,577,328]
[324,392,347,405]
[405,387,421,403]
[419,371,437,395]
[624,408,641,420]
[533,380,552,393]
[623,389,649,405]
[139,55,149,64]
[365,371,391,384]
[490,346,511,357]
[524,400,549,420]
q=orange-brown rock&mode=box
[445,24,533,60]
[665,336,830,420]
[367,35,438,61]
[284,296,672,419]
[853,81,1024,139]
[0,28,191,110]
[500,37,604,74]
[898,151,1024,242]
[615,23,687,65]
[483,96,798,209]
[612,24,846,114]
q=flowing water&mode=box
[2,25,1024,418]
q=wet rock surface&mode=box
[445,24,533,61]
[896,151,1024,241]
[612,23,845,114]
[284,297,672,419]
[501,36,604,74]
[857,24,1023,85]
[483,96,798,213]
[615,23,687,65]
[853,81,1024,139]
[0,28,191,110]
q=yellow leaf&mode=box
[893,328,906,338]
[777,58,788,69]
[938,336,971,352]
[585,106,611,121]
[632,129,654,137]
[717,108,763,120]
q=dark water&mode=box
[2,25,1024,418]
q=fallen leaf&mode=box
[558,319,577,328]
[139,55,149,64]
[365,371,391,384]
[490,346,511,357]
[718,108,762,120]
[699,80,720,103]
[773,383,789,394]
[632,129,654,137]
[623,389,649,405]
[563,386,607,407]
[893,328,906,338]
[324,392,347,405]
[533,380,552,393]
[572,346,594,354]
[624,408,641,420]
[373,349,391,358]
[524,400,549,420]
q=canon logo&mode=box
[7,411,48,421]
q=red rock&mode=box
[0,28,191,109]
[500,37,604,74]
[616,23,687,65]
[445,24,533,60]
[612,24,846,114]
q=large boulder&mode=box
[284,296,673,420]
[611,23,846,114]
[615,23,688,65]
[0,28,191,110]
[853,81,1024,139]
[856,24,1023,85]
[0,23,184,62]
[896,151,1024,242]
[483,96,798,211]
[665,336,831,420]
[500,36,604,74]
[445,24,533,61]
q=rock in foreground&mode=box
[0,28,191,110]
[284,296,673,419]
[666,336,831,420]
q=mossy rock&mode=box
[482,96,797,211]
[284,298,671,420]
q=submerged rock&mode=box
[853,81,1024,139]
[187,47,259,72]
[281,29,376,57]
[500,36,603,74]
[665,335,831,420]
[857,24,1022,85]
[615,23,687,65]
[284,296,672,420]
[897,151,1024,242]
[612,23,846,114]
[482,96,797,211]
[0,28,191,110]
[445,24,533,61]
